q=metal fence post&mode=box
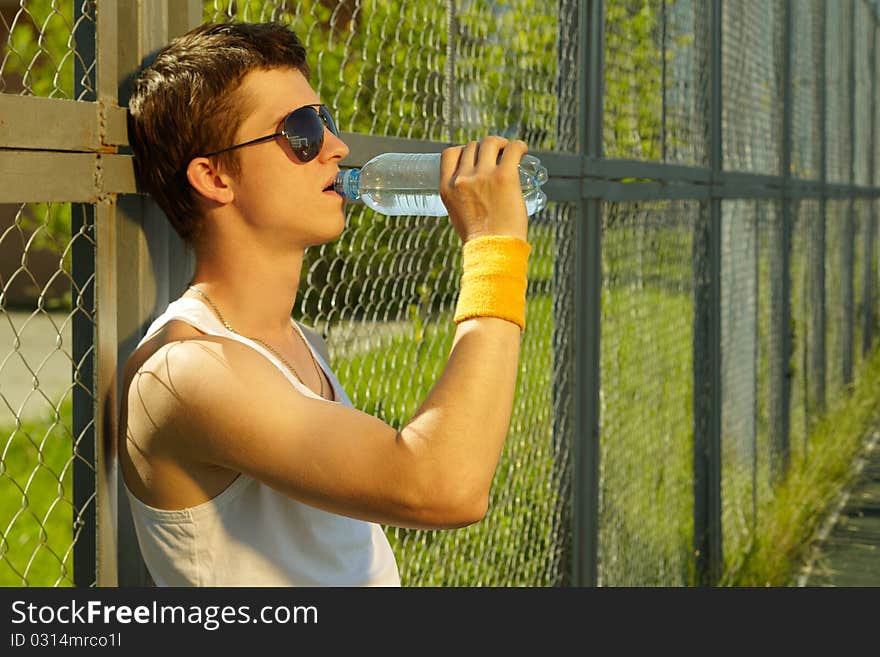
[863,5,876,355]
[843,0,856,385]
[571,0,603,587]
[871,12,878,356]
[94,0,122,589]
[72,0,97,588]
[811,0,827,417]
[770,0,794,485]
[693,0,724,586]
[554,0,578,587]
[444,0,457,144]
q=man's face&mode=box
[224,67,350,249]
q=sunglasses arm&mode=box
[201,132,284,158]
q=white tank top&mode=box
[123,297,401,587]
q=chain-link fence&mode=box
[1,0,879,587]
[0,0,98,586]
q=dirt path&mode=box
[800,433,880,586]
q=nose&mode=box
[321,128,349,162]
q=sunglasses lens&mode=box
[319,106,339,136]
[284,105,337,163]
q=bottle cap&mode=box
[334,168,361,200]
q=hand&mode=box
[439,136,529,243]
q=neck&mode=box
[187,241,305,343]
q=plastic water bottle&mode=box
[334,152,549,216]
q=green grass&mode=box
[598,283,695,585]
[0,395,75,586]
[720,346,880,586]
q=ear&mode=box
[186,157,235,205]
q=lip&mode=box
[321,173,337,192]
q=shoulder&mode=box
[122,321,198,393]
[123,323,293,435]
[131,330,286,399]
[123,329,306,473]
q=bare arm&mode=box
[127,136,529,530]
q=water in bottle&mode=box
[333,152,549,216]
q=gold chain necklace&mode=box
[186,285,325,398]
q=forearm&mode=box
[396,137,531,521]
[400,316,522,511]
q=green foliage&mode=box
[3,0,77,98]
[450,1,559,148]
[0,396,75,586]
[604,0,665,160]
[598,218,696,585]
[206,0,446,140]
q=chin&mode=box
[306,211,346,247]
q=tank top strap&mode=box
[138,296,228,347]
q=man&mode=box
[120,21,530,586]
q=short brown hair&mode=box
[127,22,310,247]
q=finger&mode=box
[459,140,479,174]
[439,145,463,188]
[475,135,510,174]
[498,139,528,168]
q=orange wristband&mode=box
[453,235,531,330]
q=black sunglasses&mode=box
[199,103,338,163]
